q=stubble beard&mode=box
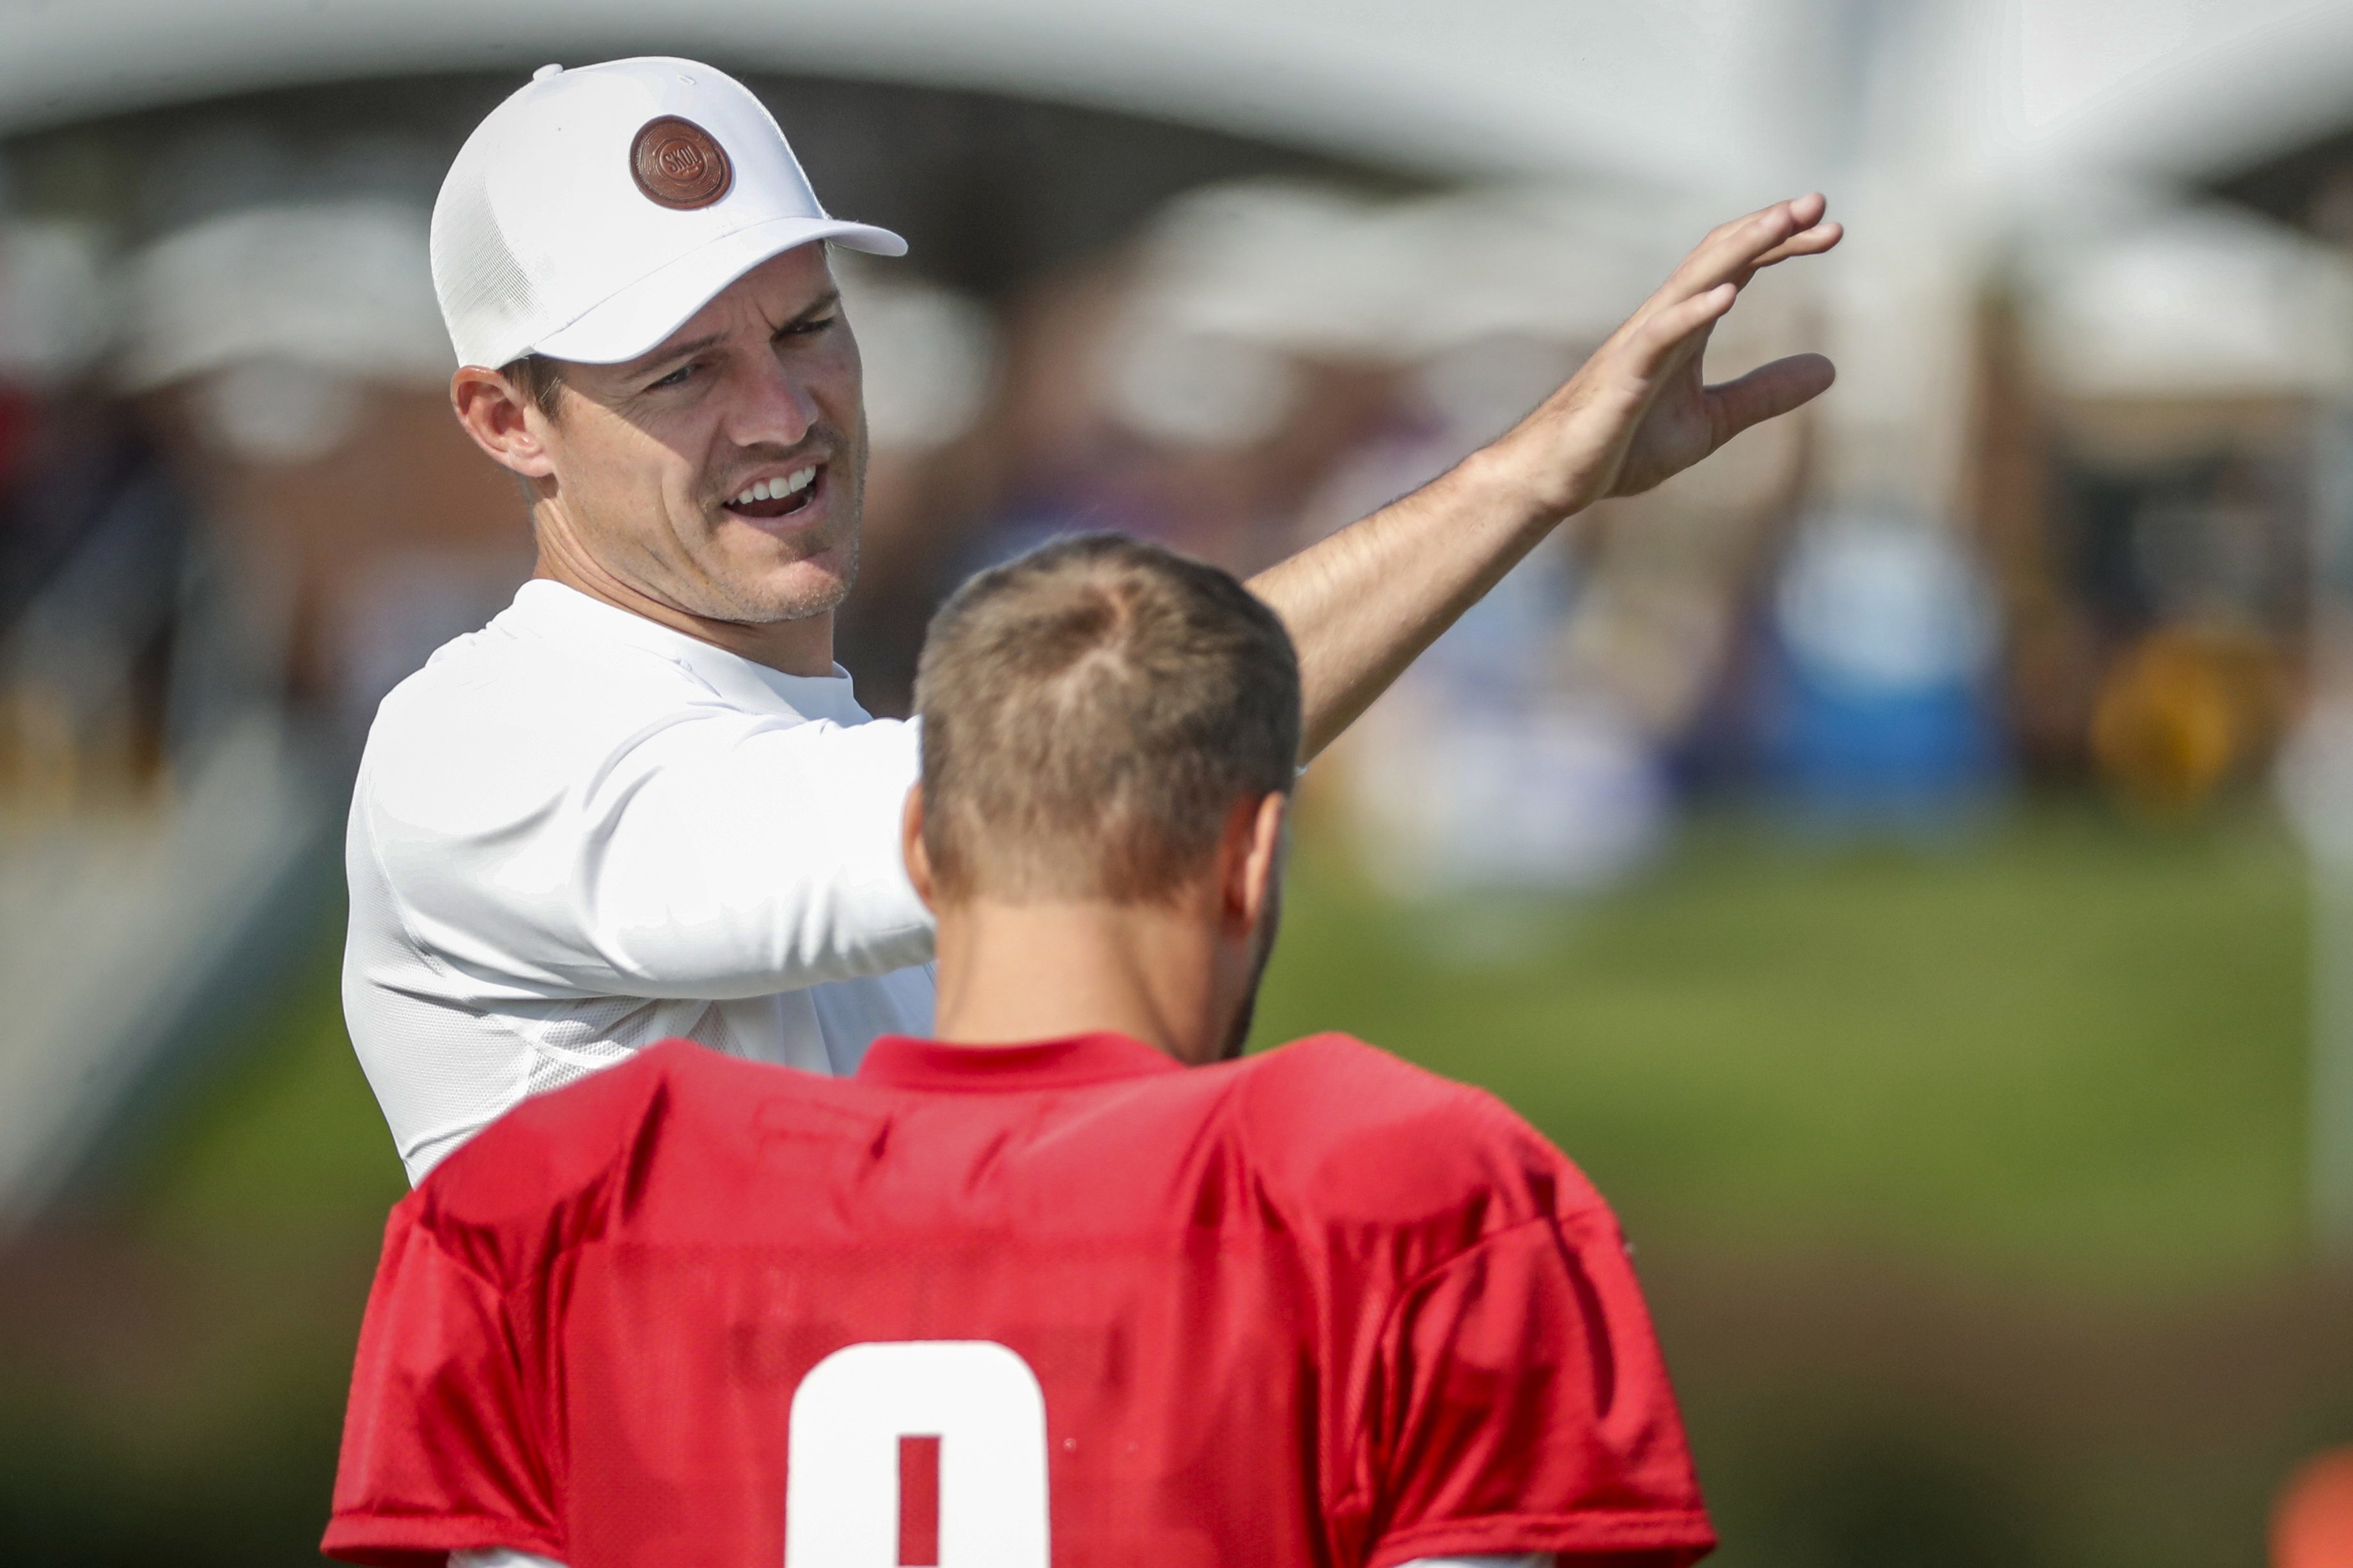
[733,522,859,625]
[697,425,866,626]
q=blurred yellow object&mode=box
[2273,1447,2353,1568]
[2089,626,2285,817]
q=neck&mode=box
[930,899,1228,1066]
[531,515,836,678]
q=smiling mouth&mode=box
[724,463,822,520]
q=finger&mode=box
[1627,282,1737,378]
[1705,352,1836,447]
[1749,220,1843,271]
[1624,196,1829,332]
[1675,195,1831,295]
[1687,194,1825,262]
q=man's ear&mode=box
[451,366,558,479]
[902,783,938,913]
[1228,791,1288,935]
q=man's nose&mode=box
[721,353,819,450]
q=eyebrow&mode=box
[633,290,844,380]
[784,289,843,327]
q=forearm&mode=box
[1246,194,1841,763]
[1247,446,1560,760]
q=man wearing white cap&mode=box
[346,56,1841,1181]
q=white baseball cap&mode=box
[430,57,907,369]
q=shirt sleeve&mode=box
[322,1206,563,1568]
[372,703,934,1001]
[1357,1207,1716,1568]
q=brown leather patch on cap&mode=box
[630,116,732,209]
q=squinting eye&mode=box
[648,363,697,389]
[784,314,838,338]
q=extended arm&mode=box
[1247,194,1841,758]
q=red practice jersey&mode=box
[324,1033,1713,1568]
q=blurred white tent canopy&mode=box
[1973,0,2353,187]
[0,0,1815,191]
[832,258,999,453]
[1130,182,1411,359]
[13,0,2353,196]
[2021,200,2353,401]
[1391,188,1684,351]
[15,0,2353,503]
[118,199,446,391]
[1130,181,1689,363]
[118,198,446,462]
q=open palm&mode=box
[1492,195,1843,515]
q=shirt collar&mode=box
[501,579,872,726]
[857,1032,1184,1092]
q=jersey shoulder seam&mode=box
[1330,1209,1611,1525]
[419,1058,664,1296]
[403,1195,513,1298]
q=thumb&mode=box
[1705,352,1835,449]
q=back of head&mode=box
[915,534,1301,903]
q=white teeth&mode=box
[728,467,818,509]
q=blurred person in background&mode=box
[821,254,1002,716]
[1309,333,1671,900]
[348,54,1842,1180]
[0,219,199,816]
[119,188,533,746]
[324,535,1712,1568]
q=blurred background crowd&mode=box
[3,1,2353,1564]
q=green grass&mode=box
[1250,800,2313,1292]
[120,797,2313,1291]
[0,943,406,1566]
[30,796,2322,1568]
[121,951,409,1246]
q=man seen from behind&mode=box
[324,534,1716,1568]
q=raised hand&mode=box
[1482,194,1842,518]
[1247,196,1843,758]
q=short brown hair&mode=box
[915,533,1301,903]
[500,353,567,420]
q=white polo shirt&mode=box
[343,580,937,1181]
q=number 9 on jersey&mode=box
[786,1340,1051,1565]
